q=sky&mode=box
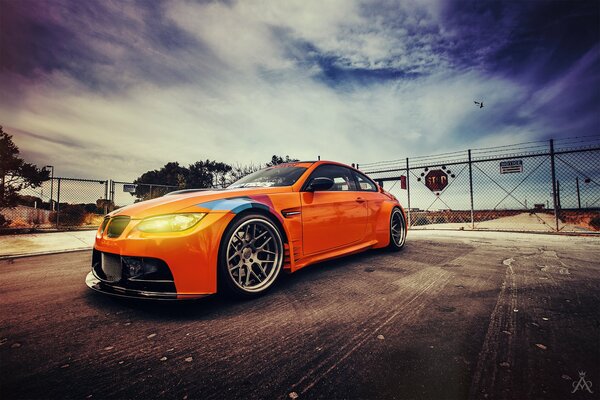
[1,0,599,181]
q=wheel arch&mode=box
[232,207,289,245]
[215,204,293,277]
[198,196,290,245]
[373,200,407,248]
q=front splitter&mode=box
[85,272,207,300]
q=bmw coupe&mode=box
[86,161,407,299]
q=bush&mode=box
[0,214,10,228]
[27,212,45,227]
[590,216,600,231]
[84,203,100,213]
[58,204,86,226]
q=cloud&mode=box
[0,0,598,180]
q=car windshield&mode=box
[228,166,308,188]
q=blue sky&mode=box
[0,0,598,180]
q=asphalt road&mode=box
[1,231,599,400]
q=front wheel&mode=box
[218,214,284,298]
[387,207,406,251]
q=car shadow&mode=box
[82,249,392,320]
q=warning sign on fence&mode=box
[123,184,137,193]
[500,160,523,174]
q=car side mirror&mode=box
[306,177,334,192]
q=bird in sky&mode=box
[474,101,484,108]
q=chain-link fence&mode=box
[0,177,109,231]
[110,181,179,209]
[3,136,599,234]
[0,178,179,232]
[360,136,600,233]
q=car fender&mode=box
[372,201,406,248]
[192,195,297,268]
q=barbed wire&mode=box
[359,136,600,171]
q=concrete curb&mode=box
[409,228,600,237]
[0,247,92,260]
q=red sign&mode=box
[425,169,448,192]
[400,175,407,190]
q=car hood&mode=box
[111,186,292,219]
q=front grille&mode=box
[101,252,122,281]
[107,216,130,238]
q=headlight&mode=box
[136,213,206,233]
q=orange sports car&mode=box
[86,161,407,299]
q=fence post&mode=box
[468,149,474,229]
[149,184,154,199]
[49,177,54,211]
[576,177,581,210]
[405,157,411,227]
[549,139,559,231]
[103,181,109,214]
[110,180,115,203]
[55,178,61,229]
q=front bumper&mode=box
[86,250,208,300]
[89,212,235,298]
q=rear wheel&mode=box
[387,207,406,251]
[218,214,284,298]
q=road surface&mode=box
[1,231,599,399]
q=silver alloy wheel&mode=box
[391,209,406,247]
[225,218,283,293]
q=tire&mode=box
[218,213,284,298]
[387,207,406,251]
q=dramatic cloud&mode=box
[0,0,598,180]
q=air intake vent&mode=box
[107,216,130,238]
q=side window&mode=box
[307,165,358,191]
[353,171,378,192]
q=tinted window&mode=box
[353,171,377,191]
[305,165,357,191]
[228,166,307,188]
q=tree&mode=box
[132,160,233,201]
[0,126,49,225]
[266,155,300,167]
[228,162,262,184]
[187,160,232,189]
[131,155,299,201]
[132,162,188,201]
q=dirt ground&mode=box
[411,212,595,233]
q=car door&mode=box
[301,164,368,256]
[352,169,383,238]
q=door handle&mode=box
[355,197,366,203]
